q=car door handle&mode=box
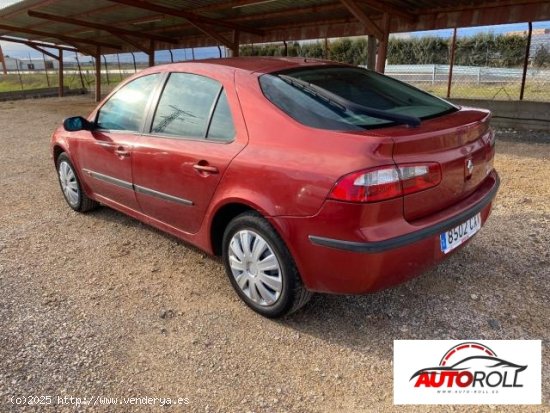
[193,163,219,174]
[114,146,130,157]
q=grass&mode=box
[415,82,550,102]
[0,72,133,94]
[1,73,549,102]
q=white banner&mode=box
[394,340,541,405]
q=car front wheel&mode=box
[56,153,98,212]
[222,211,312,318]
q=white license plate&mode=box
[440,213,481,254]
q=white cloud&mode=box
[0,0,23,11]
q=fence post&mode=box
[520,22,532,101]
[447,27,457,99]
[15,62,24,90]
[116,53,123,81]
[432,64,436,85]
[102,55,110,85]
[42,52,50,87]
[58,49,64,97]
[130,52,137,73]
[75,52,85,90]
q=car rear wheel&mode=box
[222,211,312,318]
[56,153,98,212]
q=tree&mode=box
[533,45,550,68]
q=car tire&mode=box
[56,153,98,212]
[222,211,312,318]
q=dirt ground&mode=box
[0,96,548,412]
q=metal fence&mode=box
[384,24,550,102]
[384,64,550,101]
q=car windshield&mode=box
[259,66,457,131]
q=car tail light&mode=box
[329,163,441,203]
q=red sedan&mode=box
[52,57,499,317]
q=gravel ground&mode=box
[0,96,548,412]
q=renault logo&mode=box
[465,158,474,177]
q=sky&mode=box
[0,0,549,63]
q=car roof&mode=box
[147,57,345,75]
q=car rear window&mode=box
[259,66,457,131]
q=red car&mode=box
[52,57,499,317]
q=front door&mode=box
[77,73,162,211]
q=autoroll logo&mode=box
[411,342,526,390]
[394,340,541,405]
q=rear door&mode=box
[77,73,161,210]
[131,71,246,234]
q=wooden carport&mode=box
[0,0,549,102]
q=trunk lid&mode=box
[385,108,493,222]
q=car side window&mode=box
[96,74,160,132]
[151,73,234,140]
[206,91,235,141]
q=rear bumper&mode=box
[309,173,500,253]
[271,171,500,294]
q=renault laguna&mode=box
[51,57,499,317]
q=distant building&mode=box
[505,28,550,37]
[3,57,59,71]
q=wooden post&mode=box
[231,31,240,57]
[58,49,64,97]
[148,40,155,67]
[367,35,376,70]
[324,37,330,60]
[447,27,457,99]
[95,47,101,102]
[0,44,7,75]
[375,13,390,73]
[520,22,532,101]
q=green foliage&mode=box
[240,33,529,68]
[533,45,550,68]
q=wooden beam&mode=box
[27,10,178,44]
[367,34,376,69]
[58,49,64,97]
[375,13,390,73]
[148,39,155,67]
[95,47,101,103]
[107,0,264,36]
[339,0,383,39]
[358,0,416,22]
[190,20,237,50]
[117,34,150,53]
[0,36,78,53]
[0,44,7,75]
[520,22,533,101]
[27,44,59,60]
[231,30,240,57]
[0,23,122,50]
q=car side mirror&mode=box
[63,116,93,132]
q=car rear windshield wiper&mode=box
[278,74,421,128]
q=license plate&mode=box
[440,213,481,254]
